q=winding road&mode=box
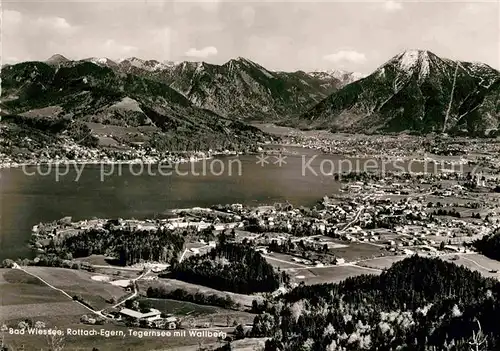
[109,268,151,310]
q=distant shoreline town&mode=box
[3,166,500,350]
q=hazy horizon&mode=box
[3,0,499,73]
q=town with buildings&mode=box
[3,131,500,350]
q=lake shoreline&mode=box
[0,153,247,170]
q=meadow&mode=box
[23,267,128,310]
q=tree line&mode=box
[473,230,500,261]
[432,208,462,218]
[245,256,500,350]
[165,243,285,294]
[44,227,185,266]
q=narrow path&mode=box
[13,263,151,317]
[109,269,151,310]
[339,206,364,234]
[458,255,495,273]
[179,249,189,263]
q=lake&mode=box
[0,147,473,261]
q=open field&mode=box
[23,267,128,310]
[330,242,387,261]
[266,258,307,270]
[444,253,500,279]
[0,301,87,321]
[138,279,262,308]
[93,267,143,279]
[141,298,219,316]
[0,269,87,322]
[0,269,70,306]
[76,254,112,266]
[140,298,255,327]
[288,265,380,285]
[263,252,308,269]
[357,255,407,270]
[193,311,255,328]
[358,253,500,280]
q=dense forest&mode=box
[472,230,500,261]
[44,228,185,266]
[248,256,500,351]
[166,243,285,294]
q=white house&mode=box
[151,316,178,329]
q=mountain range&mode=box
[0,59,270,152]
[297,50,500,135]
[38,54,359,121]
[2,50,499,140]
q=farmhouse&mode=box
[152,317,178,329]
[336,258,346,265]
[119,308,162,322]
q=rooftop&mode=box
[119,308,161,319]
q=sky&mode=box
[2,0,499,74]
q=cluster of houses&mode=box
[116,308,179,329]
[34,170,500,272]
[226,179,500,262]
[36,215,246,240]
[280,131,424,158]
[107,217,243,233]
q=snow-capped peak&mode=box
[162,60,177,68]
[227,57,261,69]
[399,50,425,70]
[85,57,118,67]
[96,58,110,65]
[329,69,365,82]
[308,69,366,85]
[125,57,145,65]
[236,57,252,64]
[392,49,433,79]
[195,61,206,74]
[118,57,176,71]
[398,50,416,69]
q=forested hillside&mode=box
[167,243,286,294]
[250,256,500,350]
